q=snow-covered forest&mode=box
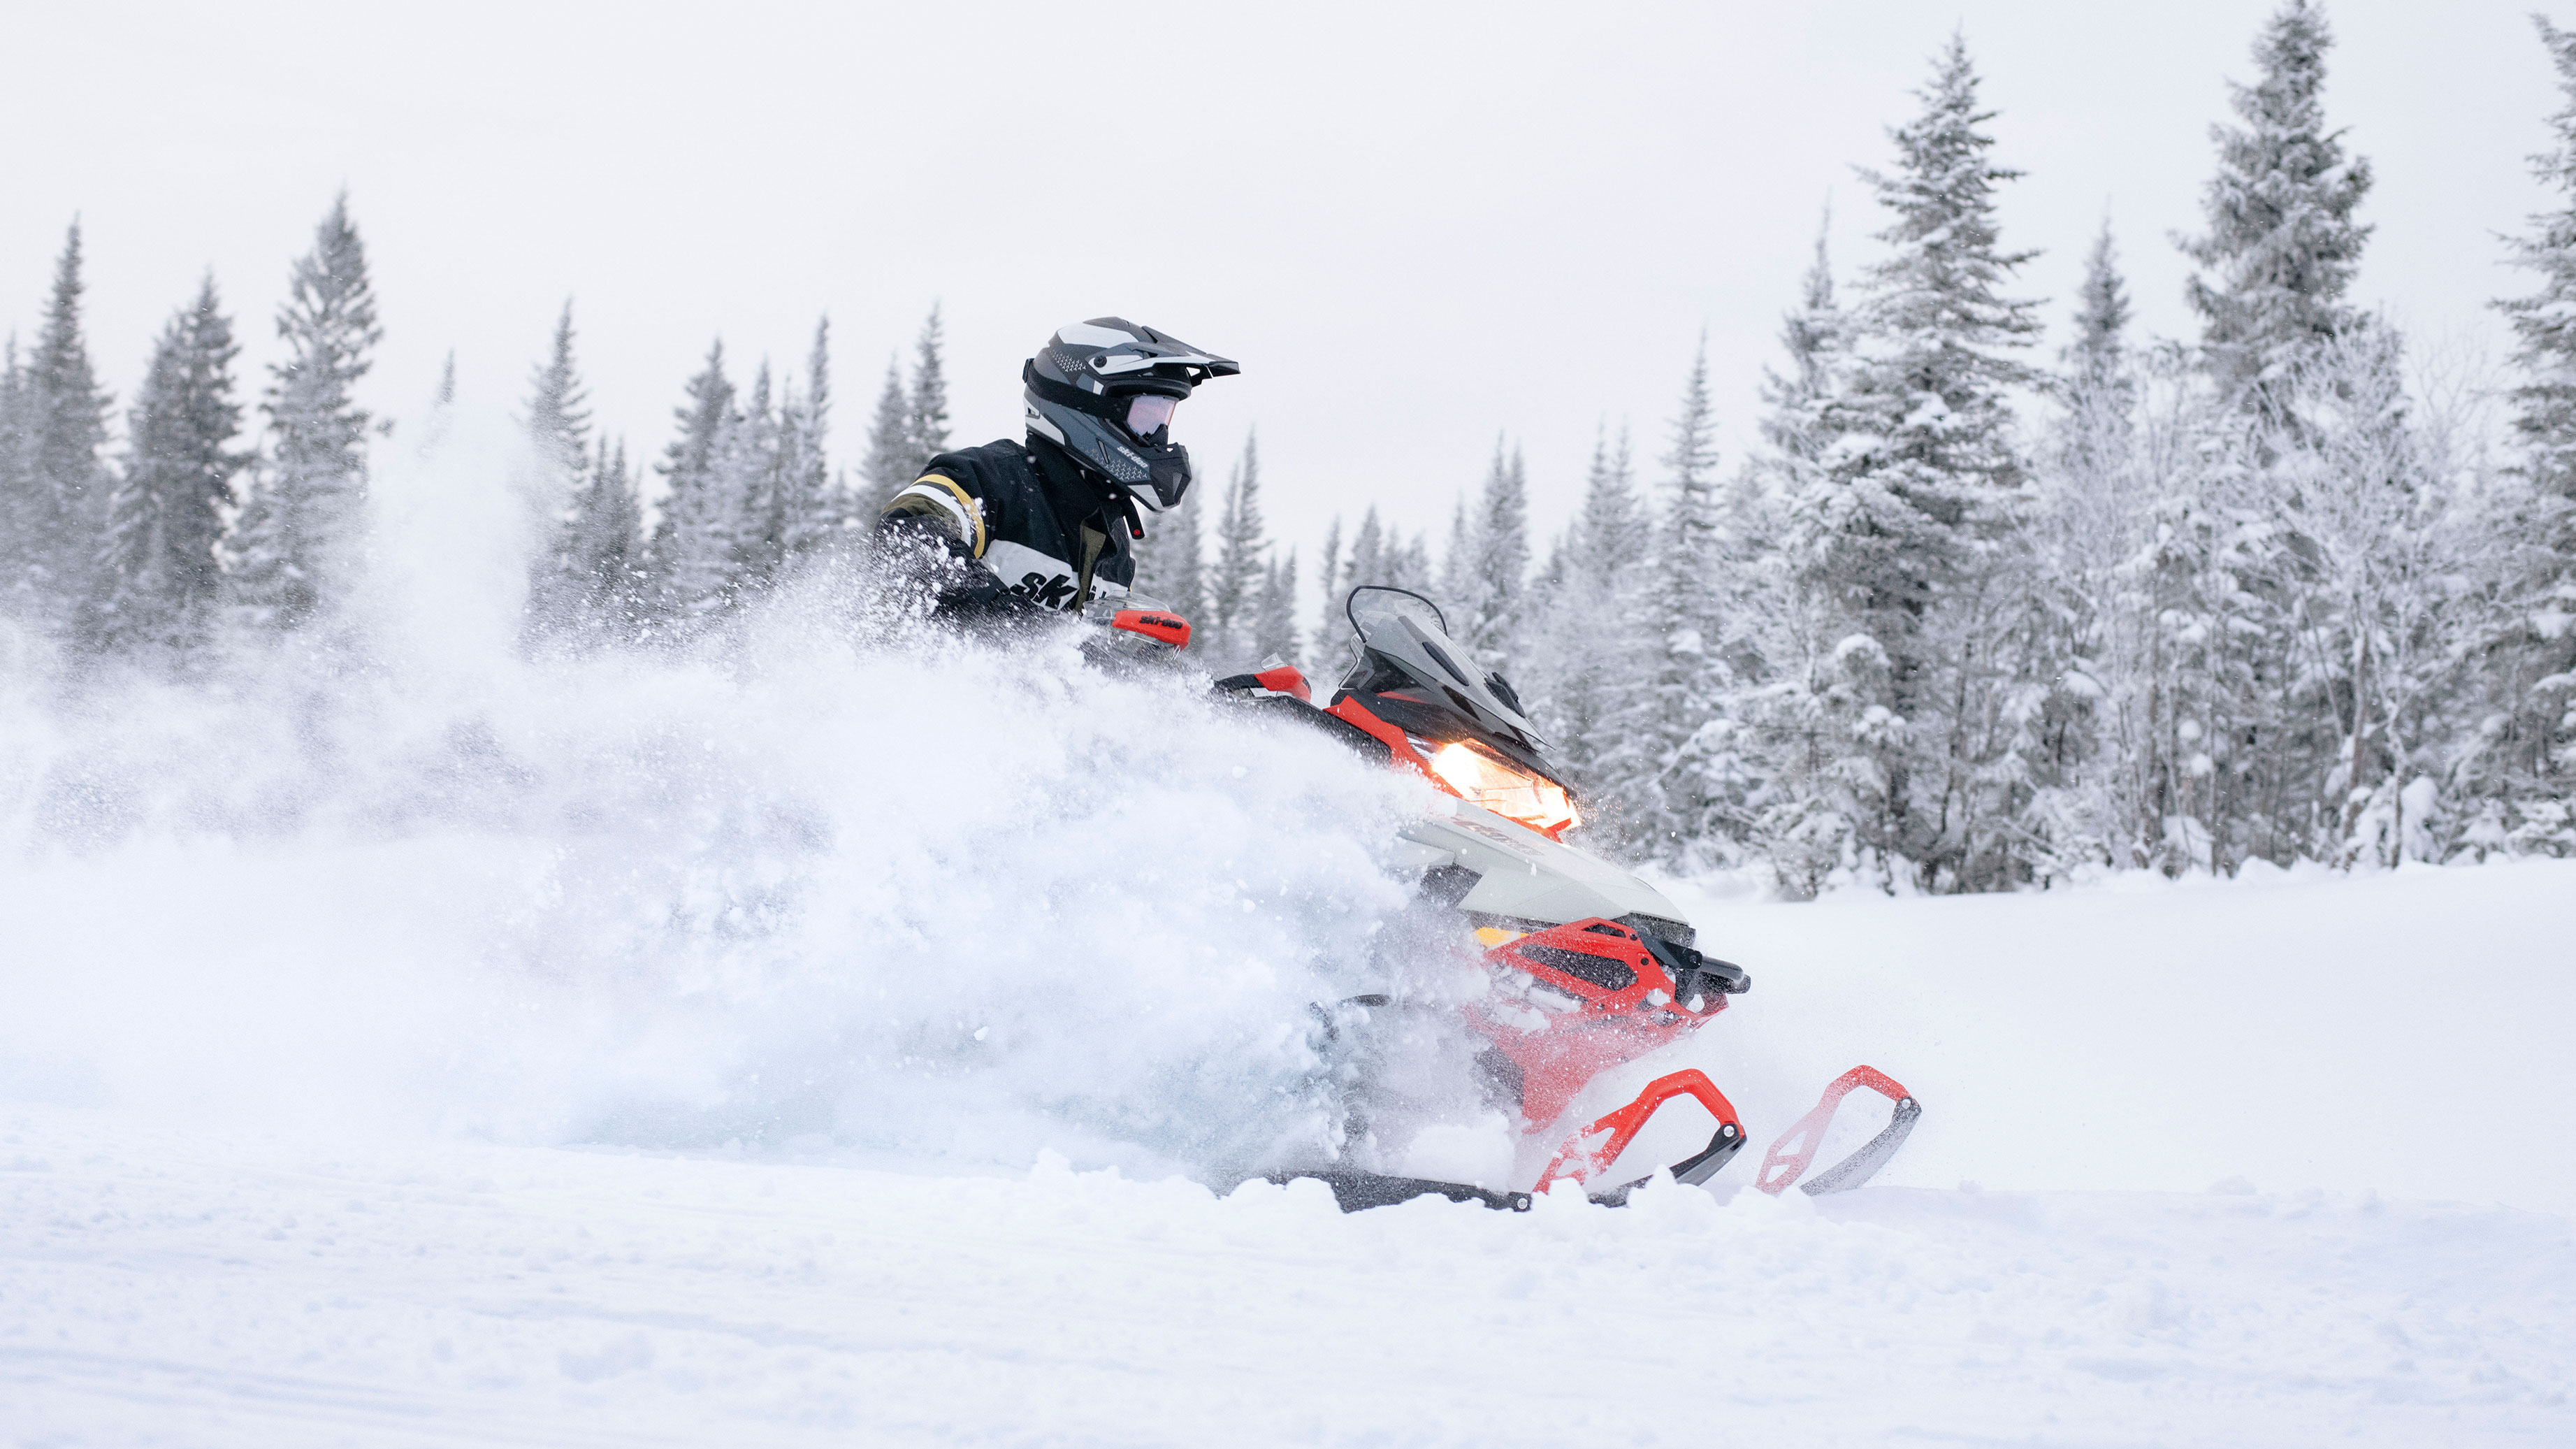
[6,3,2573,895]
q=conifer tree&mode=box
[1629,336,1744,863]
[907,304,950,472]
[1314,515,1343,647]
[1387,531,1435,596]
[93,278,243,656]
[2181,0,2373,416]
[2491,14,2576,830]
[861,356,914,519]
[1344,507,1387,593]
[778,317,840,568]
[1758,217,1849,468]
[2502,14,2576,509]
[228,194,383,632]
[737,361,784,587]
[519,303,597,636]
[1531,425,1651,825]
[524,302,591,506]
[2014,224,2159,873]
[1135,489,1206,620]
[1570,424,1643,582]
[1206,433,1268,658]
[0,340,35,621]
[1254,547,1301,665]
[17,224,115,637]
[1801,33,2043,886]
[647,340,748,624]
[1462,438,1531,665]
[1437,493,1474,612]
[547,437,646,642]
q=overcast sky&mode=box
[5,1,2567,565]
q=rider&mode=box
[876,318,1237,628]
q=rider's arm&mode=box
[875,468,1052,627]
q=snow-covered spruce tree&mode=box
[2180,0,2373,421]
[560,438,646,642]
[227,195,383,633]
[1386,530,1435,597]
[519,302,594,639]
[2019,225,2163,874]
[2117,335,2452,878]
[1635,335,1756,869]
[2257,327,2493,867]
[860,356,914,519]
[1457,438,1531,668]
[1204,433,1267,661]
[1134,486,1206,620]
[1528,425,1655,842]
[1343,507,1386,593]
[1433,494,1471,619]
[907,305,950,475]
[1800,34,2044,891]
[1732,219,1873,895]
[736,361,787,591]
[646,340,750,628]
[1253,547,1301,667]
[0,340,35,623]
[2482,13,2576,849]
[92,277,244,658]
[15,224,115,640]
[1312,516,1343,647]
[777,317,841,571]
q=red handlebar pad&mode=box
[1113,610,1190,649]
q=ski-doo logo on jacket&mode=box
[985,539,1123,612]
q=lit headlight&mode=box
[1426,740,1579,835]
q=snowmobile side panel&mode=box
[1270,1171,1533,1213]
[1756,1066,1920,1197]
[1396,798,1691,932]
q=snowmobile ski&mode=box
[1533,1068,1746,1196]
[1755,1065,1921,1197]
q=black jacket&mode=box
[876,435,1143,626]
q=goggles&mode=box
[1124,394,1178,437]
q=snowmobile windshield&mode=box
[1343,586,1547,751]
[1347,585,1449,643]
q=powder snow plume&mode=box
[0,411,1432,1180]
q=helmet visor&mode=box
[1124,394,1178,437]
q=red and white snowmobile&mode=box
[1206,586,1923,1211]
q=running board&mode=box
[1267,1170,1532,1213]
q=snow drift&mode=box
[0,412,1444,1181]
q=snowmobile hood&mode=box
[1395,795,1693,939]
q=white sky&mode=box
[4,1,2566,563]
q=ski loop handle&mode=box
[1533,1069,1744,1193]
[1756,1065,1920,1197]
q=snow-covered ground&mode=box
[3,432,2570,1444]
[1,1090,2566,1448]
[7,860,2571,1447]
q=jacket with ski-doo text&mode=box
[876,435,1141,626]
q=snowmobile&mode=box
[1176,584,1923,1212]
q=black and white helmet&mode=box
[1023,318,1238,512]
